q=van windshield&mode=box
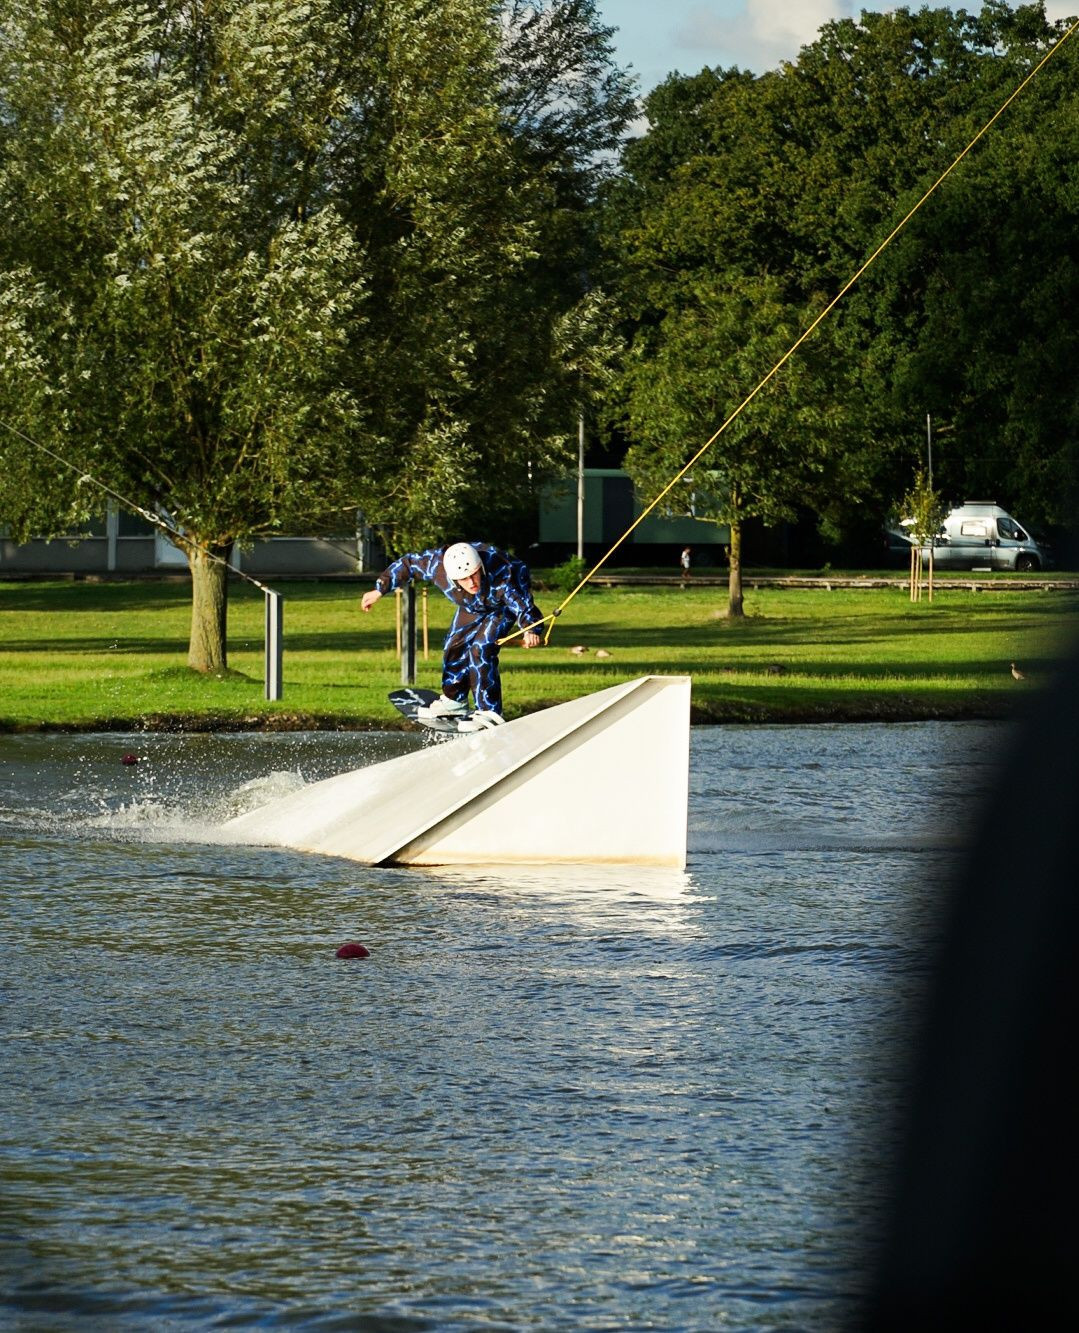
[998,516,1026,541]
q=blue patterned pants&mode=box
[442,608,513,713]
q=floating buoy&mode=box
[335,941,371,959]
[121,753,140,766]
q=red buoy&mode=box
[335,941,371,959]
[121,753,140,766]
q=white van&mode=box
[917,501,1051,572]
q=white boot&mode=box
[457,710,505,732]
[417,693,468,720]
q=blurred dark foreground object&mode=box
[861,640,1079,1328]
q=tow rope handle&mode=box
[498,607,561,647]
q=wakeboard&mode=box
[389,687,471,735]
[389,688,507,735]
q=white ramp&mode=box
[222,675,690,868]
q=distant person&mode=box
[361,541,542,722]
[680,546,692,587]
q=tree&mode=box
[881,3,1079,526]
[0,0,634,669]
[435,0,636,545]
[900,467,947,602]
[618,276,850,616]
[602,2,1079,575]
[0,1,372,670]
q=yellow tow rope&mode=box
[501,15,1079,648]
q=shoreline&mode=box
[0,697,1020,734]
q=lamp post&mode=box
[577,411,585,561]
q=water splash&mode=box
[0,730,417,845]
[81,770,309,840]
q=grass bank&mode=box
[2,576,1078,731]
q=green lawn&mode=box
[2,576,1078,729]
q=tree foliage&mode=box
[0,0,633,666]
[601,2,1079,575]
[900,466,948,600]
[618,275,851,614]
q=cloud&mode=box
[741,0,856,52]
[674,0,858,71]
[672,1,1077,75]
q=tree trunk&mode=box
[727,520,744,618]
[187,543,232,673]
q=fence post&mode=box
[401,582,417,685]
[264,589,283,700]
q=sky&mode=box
[598,0,1077,95]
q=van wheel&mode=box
[1016,554,1039,573]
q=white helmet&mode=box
[443,542,482,580]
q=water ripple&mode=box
[1,724,995,1328]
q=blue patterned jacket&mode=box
[375,543,542,630]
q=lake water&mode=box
[1,722,998,1330]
